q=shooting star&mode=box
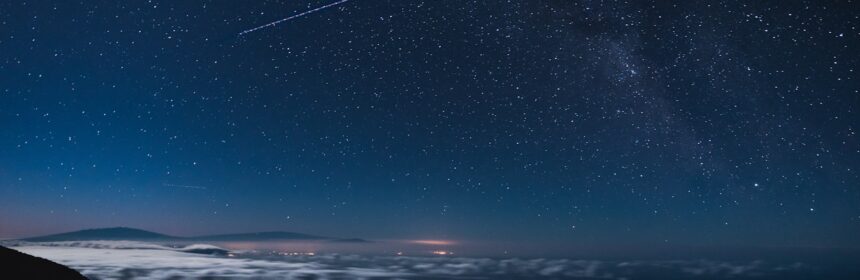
[164,183,208,190]
[239,0,352,36]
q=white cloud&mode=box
[6,241,816,279]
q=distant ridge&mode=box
[330,238,372,243]
[20,227,368,243]
[195,231,325,241]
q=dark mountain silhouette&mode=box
[20,227,366,243]
[0,245,86,279]
[178,244,232,255]
[22,227,176,242]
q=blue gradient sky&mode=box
[1,0,859,256]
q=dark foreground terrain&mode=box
[0,245,86,279]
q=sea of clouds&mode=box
[2,240,843,279]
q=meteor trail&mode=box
[239,0,351,36]
[164,183,208,190]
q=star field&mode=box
[1,0,859,256]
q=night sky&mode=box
[1,0,859,256]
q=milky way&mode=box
[0,0,858,259]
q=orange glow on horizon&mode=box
[410,240,455,245]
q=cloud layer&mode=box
[4,241,836,279]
